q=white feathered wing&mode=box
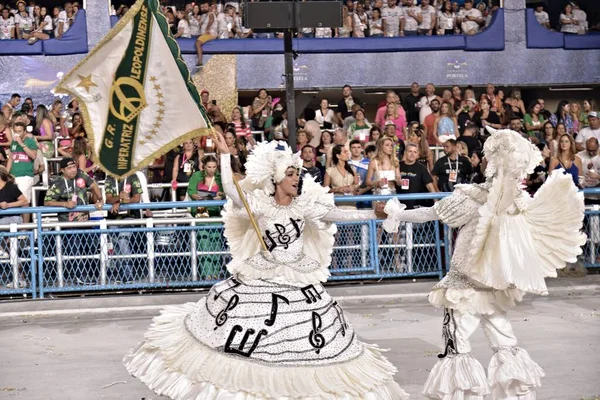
[466,171,587,295]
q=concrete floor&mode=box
[0,278,599,400]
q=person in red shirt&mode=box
[423,98,441,146]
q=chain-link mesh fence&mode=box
[0,230,36,297]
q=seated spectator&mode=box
[44,157,103,285]
[550,100,575,136]
[580,98,596,128]
[366,137,401,195]
[175,10,191,38]
[195,3,218,66]
[0,165,28,224]
[433,100,458,144]
[570,101,583,134]
[7,122,36,222]
[105,173,144,283]
[27,6,54,44]
[300,145,323,184]
[56,2,75,40]
[575,112,600,151]
[456,140,469,158]
[523,101,545,144]
[560,3,580,34]
[457,0,483,35]
[549,134,583,188]
[0,8,15,40]
[342,103,361,131]
[432,139,473,192]
[349,109,372,144]
[172,139,201,200]
[534,4,551,30]
[399,143,436,209]
[576,137,600,188]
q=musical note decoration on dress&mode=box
[213,276,241,300]
[264,293,290,327]
[438,308,458,359]
[224,325,268,358]
[301,284,322,304]
[332,301,348,337]
[308,311,326,354]
[214,294,239,330]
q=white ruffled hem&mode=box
[422,353,490,400]
[227,259,330,285]
[428,288,524,315]
[124,302,409,400]
[488,347,545,399]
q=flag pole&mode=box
[210,131,268,252]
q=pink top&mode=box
[376,105,407,131]
[40,120,54,137]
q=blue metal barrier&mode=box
[0,190,596,298]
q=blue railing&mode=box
[0,190,597,299]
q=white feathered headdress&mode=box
[239,140,302,194]
[483,127,543,181]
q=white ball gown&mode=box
[123,153,409,399]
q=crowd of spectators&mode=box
[533,1,596,34]
[0,1,77,43]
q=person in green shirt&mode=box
[523,101,546,144]
[187,155,224,280]
[7,122,37,222]
[105,174,144,283]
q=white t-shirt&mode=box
[189,14,201,36]
[419,5,436,30]
[315,27,333,38]
[576,150,600,188]
[573,9,587,33]
[437,11,455,30]
[40,15,53,32]
[458,8,482,33]
[14,12,33,31]
[560,13,579,33]
[315,109,336,127]
[177,19,191,38]
[369,18,383,35]
[403,6,421,32]
[0,17,15,40]
[201,12,218,37]
[534,10,549,26]
[382,6,403,37]
[55,10,71,37]
[419,95,437,124]
[575,127,600,147]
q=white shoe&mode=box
[6,280,27,288]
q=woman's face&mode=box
[457,144,467,156]
[470,153,480,167]
[205,161,218,177]
[465,89,474,99]
[542,145,550,159]
[258,89,268,99]
[382,139,394,156]
[480,100,490,111]
[297,131,307,143]
[583,100,591,111]
[565,5,572,14]
[73,114,82,124]
[339,146,350,161]
[563,103,571,113]
[54,102,63,114]
[441,103,449,114]
[320,99,328,109]
[40,6,47,17]
[355,110,364,121]
[533,103,541,114]
[543,124,554,139]
[225,132,235,146]
[177,11,184,19]
[409,122,419,133]
[559,135,571,151]
[34,5,40,15]
[53,7,60,16]
[183,140,194,151]
[322,132,332,144]
[231,108,241,120]
[571,103,580,114]
[444,1,451,11]
[557,124,567,135]
[386,103,395,115]
[452,86,461,97]
[18,2,25,12]
[276,167,300,198]
[193,5,200,14]
[498,90,504,100]
[371,130,381,141]
[373,9,380,19]
[407,133,419,144]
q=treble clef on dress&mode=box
[214,294,239,330]
[308,311,326,354]
[274,223,291,249]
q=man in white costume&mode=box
[383,127,586,399]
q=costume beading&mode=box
[124,141,409,399]
[385,128,586,399]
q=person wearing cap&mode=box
[575,111,600,151]
[44,157,104,285]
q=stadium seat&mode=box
[465,8,504,51]
[42,9,89,55]
[525,8,564,49]
[0,39,43,55]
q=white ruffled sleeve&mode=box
[381,198,439,233]
[433,186,484,228]
[321,206,377,222]
[220,153,244,208]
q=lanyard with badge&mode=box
[64,178,78,204]
[447,157,459,183]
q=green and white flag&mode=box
[54,0,211,178]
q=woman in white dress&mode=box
[383,127,586,399]
[124,134,409,399]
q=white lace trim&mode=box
[428,286,525,315]
[229,255,330,285]
[123,302,409,400]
